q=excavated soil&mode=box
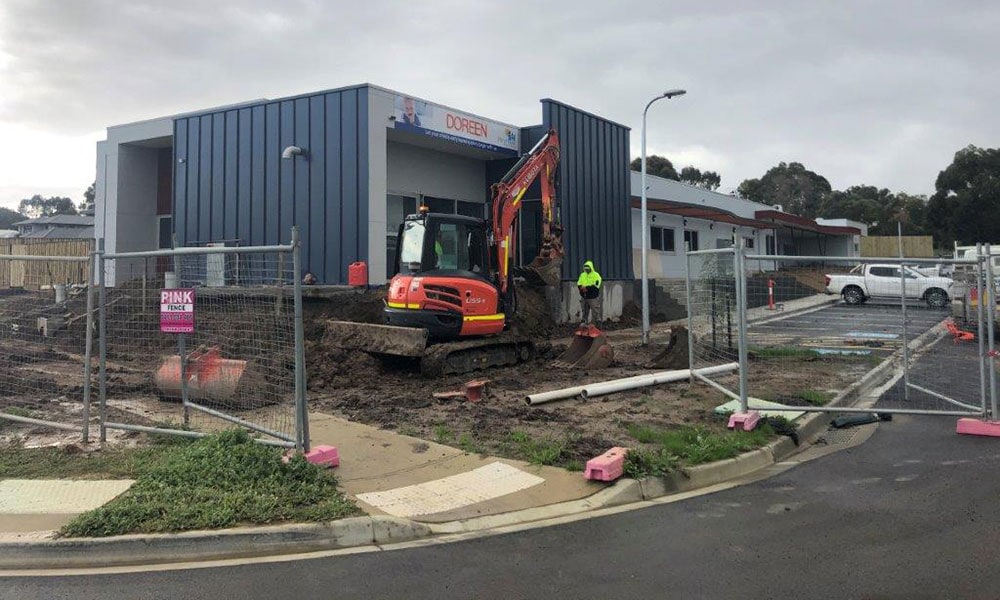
[308,314,873,467]
[4,284,872,466]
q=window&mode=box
[423,196,454,214]
[868,267,898,278]
[398,220,427,274]
[158,216,173,249]
[434,221,487,274]
[684,230,699,252]
[650,226,675,252]
[765,234,776,255]
[386,195,417,276]
[457,201,484,219]
[743,237,754,249]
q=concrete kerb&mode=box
[0,516,430,570]
[1,315,941,571]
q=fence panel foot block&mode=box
[956,418,1000,438]
[728,411,761,432]
[584,447,627,481]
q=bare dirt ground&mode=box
[305,287,873,467]
[2,278,873,469]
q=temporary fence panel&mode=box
[98,235,307,449]
[0,253,94,440]
[685,247,744,402]
[736,251,988,418]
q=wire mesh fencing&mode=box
[737,251,987,418]
[99,241,307,448]
[0,253,94,440]
[685,248,742,396]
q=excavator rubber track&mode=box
[420,333,534,377]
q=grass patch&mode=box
[507,430,568,466]
[749,346,820,360]
[2,406,35,419]
[0,437,189,480]
[433,424,454,445]
[623,447,678,478]
[626,423,775,468]
[796,389,831,406]
[59,429,359,537]
[458,433,484,455]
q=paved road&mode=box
[6,413,1000,599]
[750,302,947,355]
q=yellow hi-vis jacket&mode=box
[576,260,602,299]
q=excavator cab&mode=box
[393,213,492,280]
[385,212,503,340]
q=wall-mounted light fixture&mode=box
[683,218,687,226]
[282,145,306,160]
[709,222,714,230]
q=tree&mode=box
[819,186,928,236]
[630,155,678,181]
[927,145,1000,248]
[17,195,78,219]
[79,182,96,213]
[679,166,722,191]
[737,162,832,217]
[0,207,22,229]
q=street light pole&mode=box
[641,89,686,346]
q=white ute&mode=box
[825,264,954,308]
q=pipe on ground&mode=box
[524,362,740,406]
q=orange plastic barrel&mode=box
[348,261,368,287]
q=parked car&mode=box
[824,264,954,308]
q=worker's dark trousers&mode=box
[581,297,602,325]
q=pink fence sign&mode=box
[160,288,195,334]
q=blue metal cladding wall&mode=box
[173,85,370,284]
[542,100,633,281]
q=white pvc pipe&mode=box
[524,362,739,406]
[524,373,652,405]
[581,363,740,400]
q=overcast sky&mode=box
[0,0,997,210]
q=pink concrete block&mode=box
[584,446,627,481]
[956,418,1000,438]
[283,445,340,468]
[728,411,762,431]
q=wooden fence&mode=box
[860,235,934,258]
[0,239,92,290]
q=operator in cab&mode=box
[577,260,603,327]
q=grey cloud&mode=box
[1,0,998,196]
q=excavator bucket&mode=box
[517,256,564,287]
[553,324,614,369]
[325,320,429,357]
[648,325,690,370]
[153,346,265,407]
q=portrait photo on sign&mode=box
[395,95,431,127]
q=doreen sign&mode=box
[160,288,195,334]
[393,95,519,156]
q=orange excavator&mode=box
[326,129,613,375]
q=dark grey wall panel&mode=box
[542,99,632,281]
[174,85,370,284]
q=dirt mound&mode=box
[303,288,385,341]
[649,325,690,370]
[508,283,558,340]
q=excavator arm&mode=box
[490,129,563,294]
